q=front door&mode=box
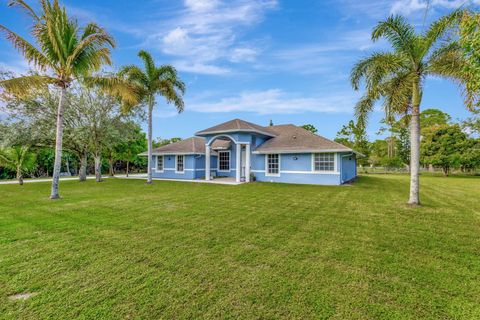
[241,146,246,180]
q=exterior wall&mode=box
[251,153,343,185]
[193,155,218,179]
[151,154,195,179]
[340,153,357,183]
[215,147,236,178]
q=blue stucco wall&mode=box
[251,153,343,185]
[340,153,357,183]
[151,154,219,180]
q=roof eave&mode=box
[195,129,276,137]
[252,148,355,154]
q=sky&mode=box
[1,0,479,141]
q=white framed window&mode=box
[266,154,280,176]
[218,151,230,172]
[176,155,184,173]
[313,153,335,172]
[156,155,164,172]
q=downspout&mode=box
[340,152,354,184]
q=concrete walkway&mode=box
[0,174,242,185]
[117,174,243,185]
[0,175,113,185]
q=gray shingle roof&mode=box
[196,118,276,137]
[139,137,231,155]
[254,124,353,154]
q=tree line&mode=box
[0,0,184,196]
[333,108,480,176]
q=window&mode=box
[176,155,184,173]
[313,153,335,171]
[156,156,164,171]
[218,151,230,171]
[266,154,280,176]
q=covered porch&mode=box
[205,136,251,183]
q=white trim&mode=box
[236,143,241,183]
[265,153,281,177]
[217,150,231,172]
[197,129,275,137]
[251,169,339,175]
[311,152,338,173]
[155,155,164,173]
[206,134,239,146]
[175,155,185,174]
[253,149,353,155]
[282,170,340,175]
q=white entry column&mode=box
[205,144,211,181]
[236,143,241,183]
[245,144,251,182]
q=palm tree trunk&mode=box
[79,151,87,182]
[94,153,102,182]
[50,87,67,199]
[126,160,130,177]
[408,81,421,205]
[17,166,23,186]
[147,98,153,184]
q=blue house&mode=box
[145,119,359,185]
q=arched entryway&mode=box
[205,135,250,183]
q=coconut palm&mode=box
[351,12,470,205]
[0,0,138,199]
[120,50,185,184]
[0,146,36,185]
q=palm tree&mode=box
[0,146,36,185]
[120,51,185,184]
[351,12,470,205]
[0,0,138,199]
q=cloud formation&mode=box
[147,0,277,74]
[186,89,356,115]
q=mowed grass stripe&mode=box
[0,175,479,319]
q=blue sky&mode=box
[1,0,479,140]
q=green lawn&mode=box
[1,175,479,319]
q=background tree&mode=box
[301,124,318,134]
[0,146,36,185]
[351,12,472,205]
[421,124,471,176]
[0,0,137,199]
[335,120,370,165]
[463,108,480,136]
[120,50,185,184]
[115,123,147,177]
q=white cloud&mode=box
[187,89,357,114]
[230,47,258,63]
[390,0,480,15]
[172,61,231,75]
[147,0,277,74]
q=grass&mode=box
[0,175,479,319]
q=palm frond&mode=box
[83,75,141,108]
[422,10,463,56]
[138,50,156,81]
[372,15,416,58]
[7,0,40,21]
[0,25,51,71]
[350,52,408,90]
[0,75,57,98]
[355,90,379,130]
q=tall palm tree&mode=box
[351,12,470,205]
[0,146,36,185]
[0,0,137,199]
[120,50,185,184]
